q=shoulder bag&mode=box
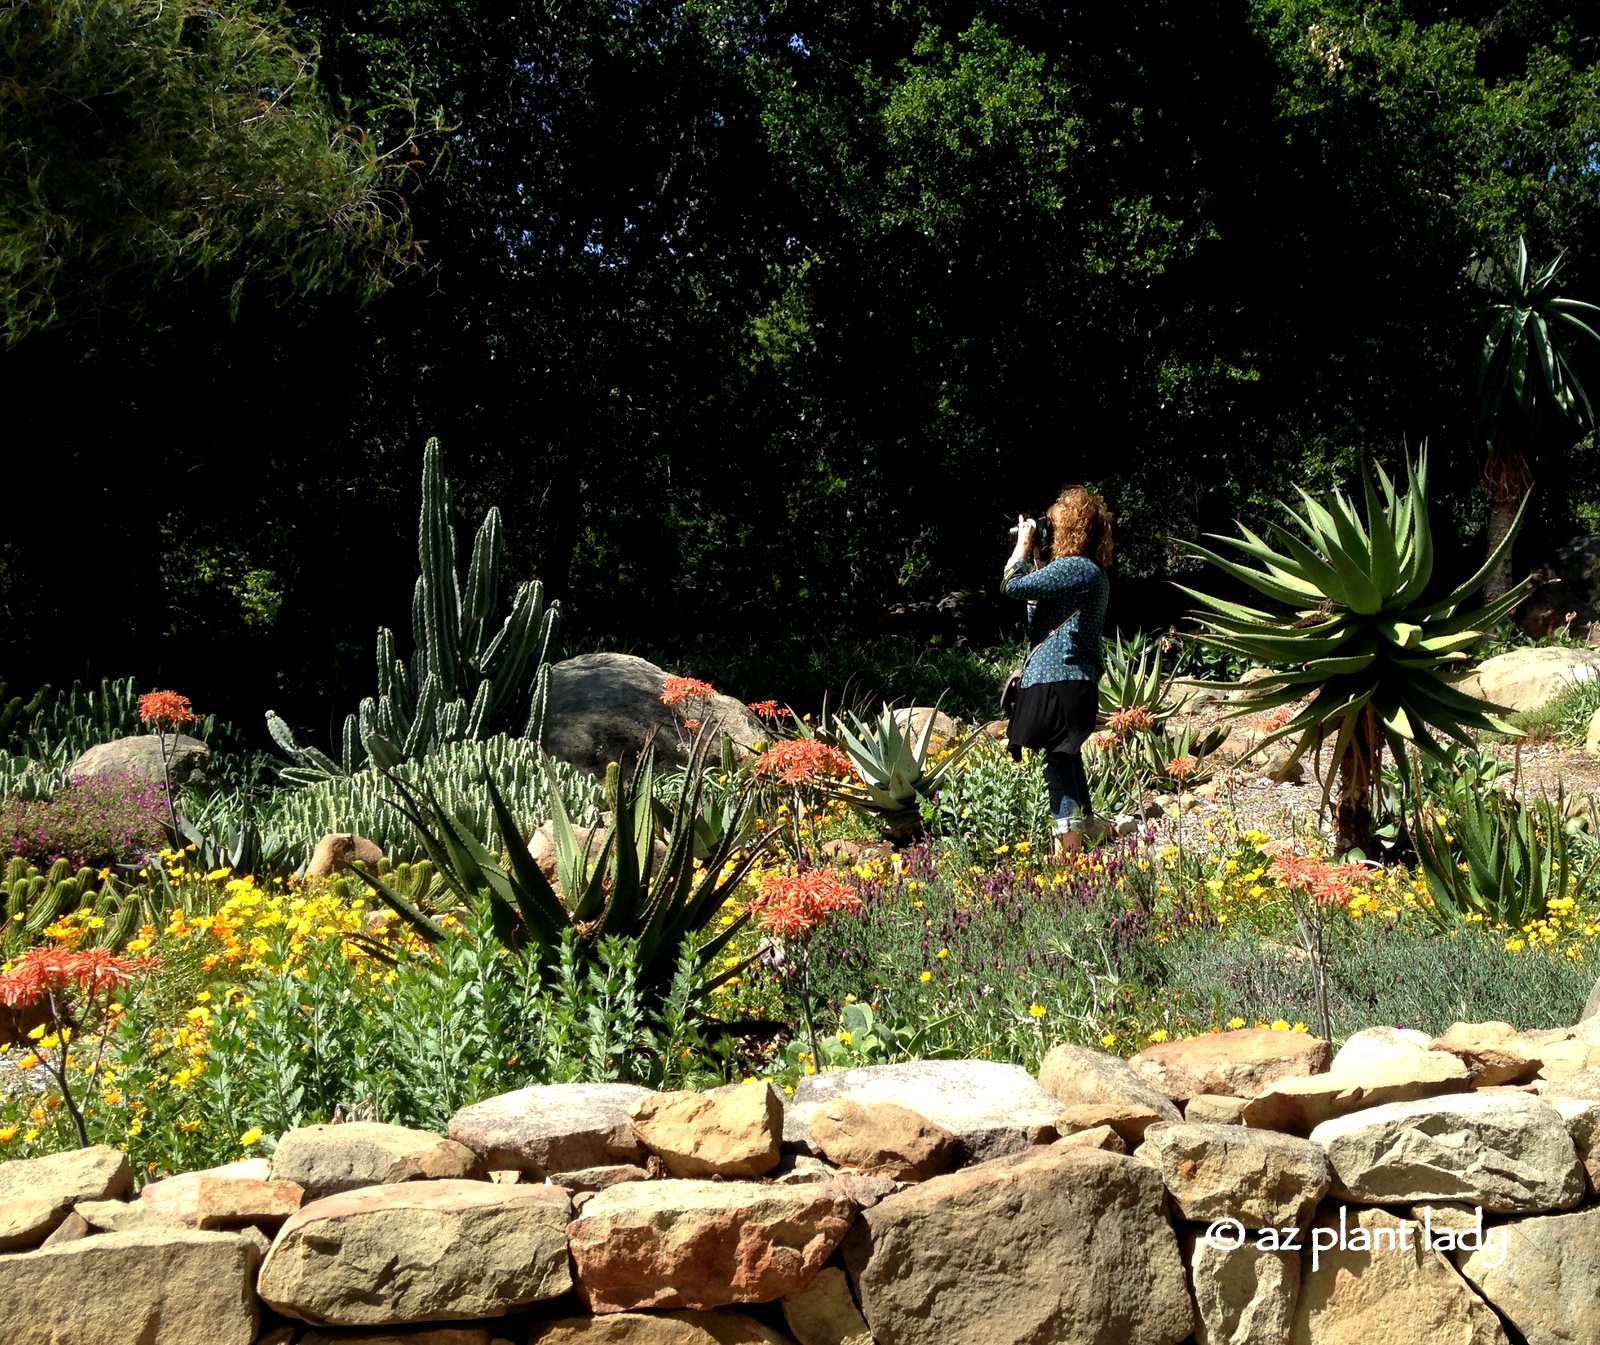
[999,606,1080,716]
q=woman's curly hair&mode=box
[1045,485,1114,568]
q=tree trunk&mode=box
[1334,704,1380,856]
[1484,448,1531,603]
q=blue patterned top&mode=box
[1001,556,1109,686]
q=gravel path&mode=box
[1146,691,1600,853]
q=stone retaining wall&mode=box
[4,1018,1600,1344]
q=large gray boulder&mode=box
[1467,647,1600,713]
[70,733,210,785]
[786,1060,1066,1163]
[543,653,765,777]
[1310,1092,1584,1214]
[841,1145,1193,1345]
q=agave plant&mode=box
[828,703,976,840]
[1415,786,1594,931]
[1182,450,1530,854]
[1099,632,1181,725]
[1139,721,1231,792]
[358,734,774,999]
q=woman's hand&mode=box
[1009,514,1036,565]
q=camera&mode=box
[1010,515,1054,554]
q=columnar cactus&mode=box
[269,439,561,781]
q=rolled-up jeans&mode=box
[1043,750,1092,835]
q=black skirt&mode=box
[1006,678,1098,758]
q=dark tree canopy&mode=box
[3,0,1600,739]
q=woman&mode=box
[1002,485,1113,857]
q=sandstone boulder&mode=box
[890,706,960,743]
[568,1177,857,1313]
[0,1195,68,1253]
[76,1197,185,1234]
[139,1157,273,1224]
[1053,1123,1127,1153]
[1584,972,1600,1022]
[782,1266,874,1345]
[270,1121,481,1200]
[832,1172,900,1208]
[195,1175,303,1231]
[1530,1035,1600,1079]
[70,733,210,785]
[1327,1026,1432,1074]
[40,1209,91,1245]
[1183,1227,1300,1345]
[300,1330,496,1345]
[1455,1203,1600,1345]
[787,1060,1065,1162]
[1037,1044,1183,1139]
[1310,1092,1584,1213]
[1471,647,1600,713]
[1539,1068,1600,1157]
[306,833,385,878]
[1429,1021,1542,1086]
[550,1163,654,1193]
[449,1082,652,1176]
[806,1097,957,1180]
[1186,1095,1249,1125]
[543,653,765,778]
[259,1179,572,1326]
[531,1312,796,1344]
[630,1083,783,1178]
[1145,1123,1330,1229]
[0,1227,259,1345]
[1131,1029,1331,1103]
[1055,1098,1177,1146]
[528,815,669,887]
[841,1145,1193,1345]
[1291,1206,1506,1344]
[0,1144,131,1249]
[1243,1051,1470,1135]
[771,1154,838,1185]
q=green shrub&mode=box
[271,733,603,864]
[923,736,1051,859]
[1552,675,1600,748]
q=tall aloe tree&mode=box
[1476,237,1600,599]
[1181,451,1530,855]
[268,439,561,781]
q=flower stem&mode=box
[799,946,823,1080]
[46,991,90,1149]
[156,724,180,840]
